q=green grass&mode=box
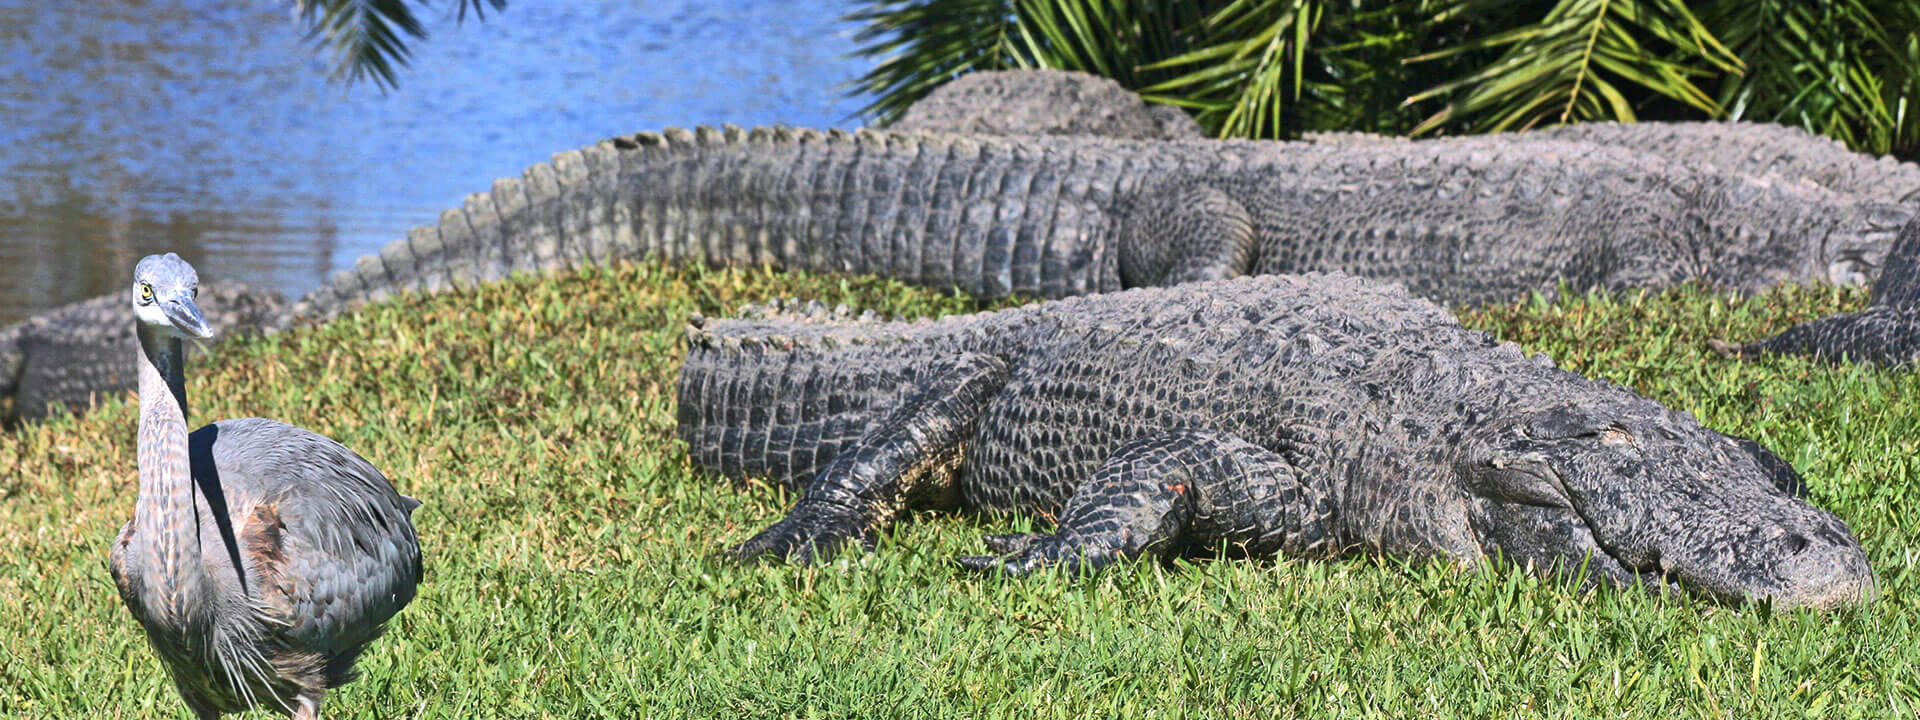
[3,262,1917,718]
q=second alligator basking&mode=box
[8,118,1917,422]
[678,274,1875,609]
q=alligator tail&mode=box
[282,126,1123,328]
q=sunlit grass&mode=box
[2,263,1915,718]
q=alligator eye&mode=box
[139,283,153,302]
[1599,427,1637,449]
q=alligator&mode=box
[676,273,1875,609]
[890,69,1204,141]
[284,126,1902,322]
[7,123,1911,423]
[0,284,282,423]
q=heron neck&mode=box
[134,324,207,618]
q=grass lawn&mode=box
[2,262,1916,718]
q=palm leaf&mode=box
[294,0,507,91]
[1406,0,1741,135]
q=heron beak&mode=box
[163,294,215,340]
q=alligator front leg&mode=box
[731,354,1010,564]
[1716,213,1920,366]
[1117,186,1257,287]
[955,429,1334,574]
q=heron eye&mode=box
[139,283,153,302]
[192,287,199,299]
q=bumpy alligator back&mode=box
[287,126,1138,326]
[1534,122,1920,204]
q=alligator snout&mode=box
[1654,504,1876,610]
[1760,523,1877,609]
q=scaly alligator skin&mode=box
[11,125,1912,423]
[1717,212,1920,366]
[891,69,1204,141]
[1532,122,1920,205]
[0,284,283,423]
[677,273,1875,608]
[292,125,1905,326]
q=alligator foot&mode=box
[956,429,1332,575]
[730,502,868,564]
[733,353,1010,565]
[1117,185,1255,287]
[1728,306,1920,367]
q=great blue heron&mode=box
[109,253,423,719]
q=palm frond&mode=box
[846,0,1919,156]
[1406,0,1740,134]
[1701,0,1920,156]
[847,0,1216,126]
[294,0,507,91]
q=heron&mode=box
[109,253,423,719]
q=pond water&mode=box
[0,0,875,324]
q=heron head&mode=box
[132,253,214,340]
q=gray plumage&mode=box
[678,274,1875,609]
[109,253,422,719]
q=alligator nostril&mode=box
[1786,533,1811,555]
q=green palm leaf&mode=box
[294,0,507,91]
[846,0,1920,156]
[1405,0,1740,134]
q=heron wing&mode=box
[197,418,423,658]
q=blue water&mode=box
[0,0,876,323]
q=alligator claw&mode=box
[981,532,1041,554]
[729,511,864,565]
[951,555,1004,572]
[951,553,1046,575]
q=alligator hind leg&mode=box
[956,429,1334,574]
[731,354,1010,564]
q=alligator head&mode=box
[1459,401,1874,609]
[1824,202,1913,288]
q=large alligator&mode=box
[287,126,1901,321]
[0,284,282,423]
[676,273,1875,609]
[7,123,1912,422]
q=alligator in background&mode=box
[0,284,282,423]
[6,122,1915,423]
[891,69,1205,141]
[677,273,1876,609]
